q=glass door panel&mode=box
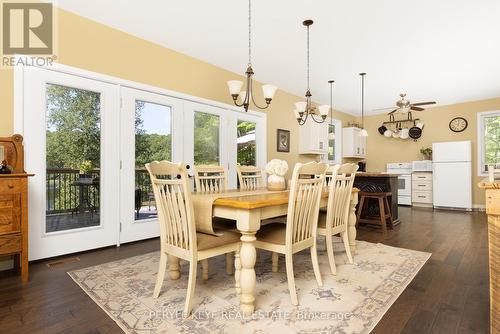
[237,120,256,166]
[120,87,183,243]
[194,111,220,165]
[23,67,119,260]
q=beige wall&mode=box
[361,97,500,206]
[0,6,354,178]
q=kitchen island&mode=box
[354,172,400,225]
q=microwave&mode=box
[412,160,432,172]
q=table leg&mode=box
[348,191,359,253]
[167,254,180,280]
[236,210,260,316]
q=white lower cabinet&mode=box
[412,172,433,207]
[298,120,328,154]
[342,127,366,158]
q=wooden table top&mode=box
[478,178,500,189]
[213,188,359,210]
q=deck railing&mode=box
[46,168,152,214]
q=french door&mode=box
[22,67,120,260]
[18,64,267,258]
[119,87,183,243]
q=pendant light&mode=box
[227,0,277,112]
[293,20,329,125]
[359,72,368,137]
[328,80,335,140]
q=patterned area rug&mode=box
[68,240,430,334]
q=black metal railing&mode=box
[46,168,153,215]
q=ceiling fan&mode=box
[375,93,436,114]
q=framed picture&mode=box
[276,129,290,152]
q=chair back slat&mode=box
[286,162,328,245]
[237,165,263,190]
[194,165,227,193]
[325,163,358,231]
[146,161,196,252]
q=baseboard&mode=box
[473,204,486,211]
[0,256,14,271]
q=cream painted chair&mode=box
[146,161,240,316]
[318,163,358,275]
[237,165,264,190]
[255,161,328,306]
[193,164,235,276]
[193,165,227,193]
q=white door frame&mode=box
[14,60,267,258]
[19,66,120,260]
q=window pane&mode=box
[484,115,500,170]
[194,112,220,165]
[328,123,335,161]
[237,120,256,166]
[135,101,171,221]
[45,84,101,232]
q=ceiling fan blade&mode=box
[411,101,436,106]
[374,106,396,111]
[410,106,425,111]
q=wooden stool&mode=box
[356,191,394,233]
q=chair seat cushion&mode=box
[255,223,286,245]
[197,231,240,250]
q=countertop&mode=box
[478,178,500,189]
[356,172,400,178]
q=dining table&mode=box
[167,187,360,316]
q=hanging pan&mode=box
[409,120,422,140]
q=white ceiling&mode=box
[56,0,500,115]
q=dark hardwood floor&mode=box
[0,207,489,334]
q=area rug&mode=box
[68,240,430,334]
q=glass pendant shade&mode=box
[262,84,277,99]
[293,109,300,119]
[359,128,369,137]
[295,101,307,113]
[227,80,243,95]
[318,105,330,116]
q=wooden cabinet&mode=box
[342,127,366,158]
[412,172,433,207]
[298,120,328,154]
[478,179,500,334]
[0,134,32,282]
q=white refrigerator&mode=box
[432,140,472,210]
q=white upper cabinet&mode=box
[298,120,328,154]
[342,127,366,158]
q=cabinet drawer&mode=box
[0,179,22,193]
[0,194,21,233]
[412,173,432,181]
[0,233,22,255]
[413,181,432,191]
[412,191,433,203]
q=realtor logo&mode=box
[2,2,53,55]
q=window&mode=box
[237,120,256,166]
[194,112,220,165]
[323,118,342,164]
[478,111,500,175]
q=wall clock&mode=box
[449,117,468,132]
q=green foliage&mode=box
[420,147,432,158]
[194,112,219,165]
[79,160,93,174]
[237,121,256,166]
[485,116,500,167]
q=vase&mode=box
[267,174,286,191]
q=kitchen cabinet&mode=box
[412,172,433,207]
[342,127,366,158]
[298,120,328,154]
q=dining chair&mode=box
[146,161,240,316]
[193,165,227,193]
[193,164,236,274]
[254,161,328,306]
[237,165,264,190]
[317,163,358,275]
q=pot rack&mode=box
[382,112,420,125]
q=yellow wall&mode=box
[0,6,354,177]
[361,97,500,206]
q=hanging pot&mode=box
[378,125,387,135]
[409,121,422,140]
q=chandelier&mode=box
[227,0,277,112]
[294,20,330,125]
